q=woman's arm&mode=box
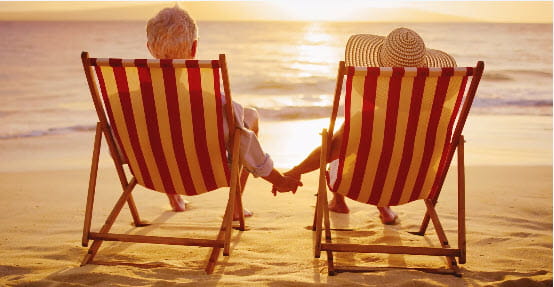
[285,125,344,177]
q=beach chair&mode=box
[80,52,245,274]
[314,61,484,276]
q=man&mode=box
[146,6,302,216]
[285,28,457,224]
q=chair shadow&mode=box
[89,210,179,257]
[313,205,425,275]
[33,209,246,286]
[79,204,244,281]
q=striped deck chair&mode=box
[80,52,244,274]
[314,61,484,276]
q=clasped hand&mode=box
[271,172,302,196]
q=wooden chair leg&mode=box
[315,129,329,258]
[312,193,319,231]
[419,136,466,270]
[206,166,241,273]
[83,122,103,247]
[415,212,431,236]
[425,200,461,276]
[321,188,334,275]
[81,178,137,266]
[327,251,335,276]
[223,131,241,256]
[318,189,335,275]
[458,135,466,264]
[206,130,243,273]
[223,183,237,256]
[126,194,148,227]
[314,192,323,258]
[205,232,225,274]
[235,193,245,231]
[100,123,145,227]
[317,129,335,274]
[236,168,246,231]
[418,134,467,237]
[205,202,231,274]
[320,130,333,243]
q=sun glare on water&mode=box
[278,2,346,22]
[292,23,339,76]
[273,1,402,22]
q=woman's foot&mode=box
[378,206,398,225]
[167,194,189,212]
[329,194,349,213]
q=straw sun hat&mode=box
[345,27,456,67]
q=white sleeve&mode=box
[238,128,273,178]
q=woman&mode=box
[284,27,456,224]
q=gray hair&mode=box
[146,6,198,59]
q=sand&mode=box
[0,117,552,286]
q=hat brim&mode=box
[345,34,457,67]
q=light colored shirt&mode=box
[222,100,273,178]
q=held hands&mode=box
[271,170,302,196]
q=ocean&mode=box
[0,21,551,141]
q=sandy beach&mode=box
[0,2,552,284]
[0,115,552,286]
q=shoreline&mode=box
[0,114,551,172]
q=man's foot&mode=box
[329,195,349,214]
[233,208,253,221]
[378,207,398,225]
[167,194,189,212]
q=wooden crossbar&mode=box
[333,266,460,276]
[90,58,218,68]
[321,243,461,257]
[89,232,225,248]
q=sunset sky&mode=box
[0,1,551,22]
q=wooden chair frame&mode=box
[313,61,484,276]
[80,52,245,274]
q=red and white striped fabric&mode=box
[90,58,230,196]
[332,66,473,206]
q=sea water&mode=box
[0,21,551,166]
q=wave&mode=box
[483,69,552,82]
[243,69,551,89]
[475,98,552,108]
[258,98,552,120]
[504,99,552,107]
[0,124,96,140]
[482,72,513,81]
[1,98,550,140]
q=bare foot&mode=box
[167,194,189,212]
[329,194,349,214]
[243,208,254,217]
[378,207,398,225]
[233,208,253,221]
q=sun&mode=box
[271,0,405,22]
[272,1,350,22]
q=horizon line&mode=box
[0,19,551,24]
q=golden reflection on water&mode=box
[260,118,344,169]
[289,23,340,78]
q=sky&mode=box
[0,1,551,22]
